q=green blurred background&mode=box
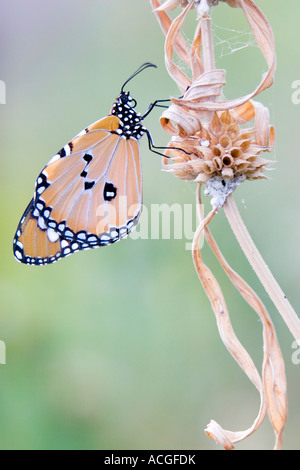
[1,0,299,450]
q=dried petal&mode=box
[160,105,202,136]
[154,0,190,11]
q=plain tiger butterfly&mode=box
[13,63,167,266]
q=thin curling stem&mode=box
[224,195,300,341]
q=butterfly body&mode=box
[13,79,151,265]
[111,91,147,141]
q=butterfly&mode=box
[13,63,166,266]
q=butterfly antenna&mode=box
[121,63,157,93]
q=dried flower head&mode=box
[164,109,272,186]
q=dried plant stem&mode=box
[192,202,269,449]
[200,16,215,72]
[196,185,287,449]
[224,195,300,341]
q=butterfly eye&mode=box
[120,92,136,108]
[120,93,129,104]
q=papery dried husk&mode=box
[195,187,287,449]
[150,0,193,69]
[160,104,202,137]
[191,22,204,78]
[163,1,194,92]
[160,69,226,134]
[186,69,226,101]
[155,0,276,114]
[253,101,275,149]
[224,195,300,353]
[162,104,273,183]
[192,205,269,449]
[154,0,190,11]
[220,0,239,6]
[155,0,277,148]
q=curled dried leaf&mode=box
[150,0,193,68]
[160,105,202,137]
[163,1,194,92]
[154,0,276,107]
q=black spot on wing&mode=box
[83,153,92,163]
[84,180,95,191]
[103,182,117,201]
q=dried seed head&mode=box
[165,110,272,185]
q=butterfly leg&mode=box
[145,130,190,158]
[142,99,171,120]
[142,87,189,119]
[145,129,170,157]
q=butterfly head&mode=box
[116,91,137,109]
[110,91,138,118]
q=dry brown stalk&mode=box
[196,186,287,450]
[223,196,300,342]
[150,0,299,450]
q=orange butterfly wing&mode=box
[13,115,143,265]
[13,199,82,265]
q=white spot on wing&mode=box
[15,251,22,260]
[61,240,69,249]
[47,228,60,243]
[64,144,71,157]
[38,217,47,230]
[37,186,45,194]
